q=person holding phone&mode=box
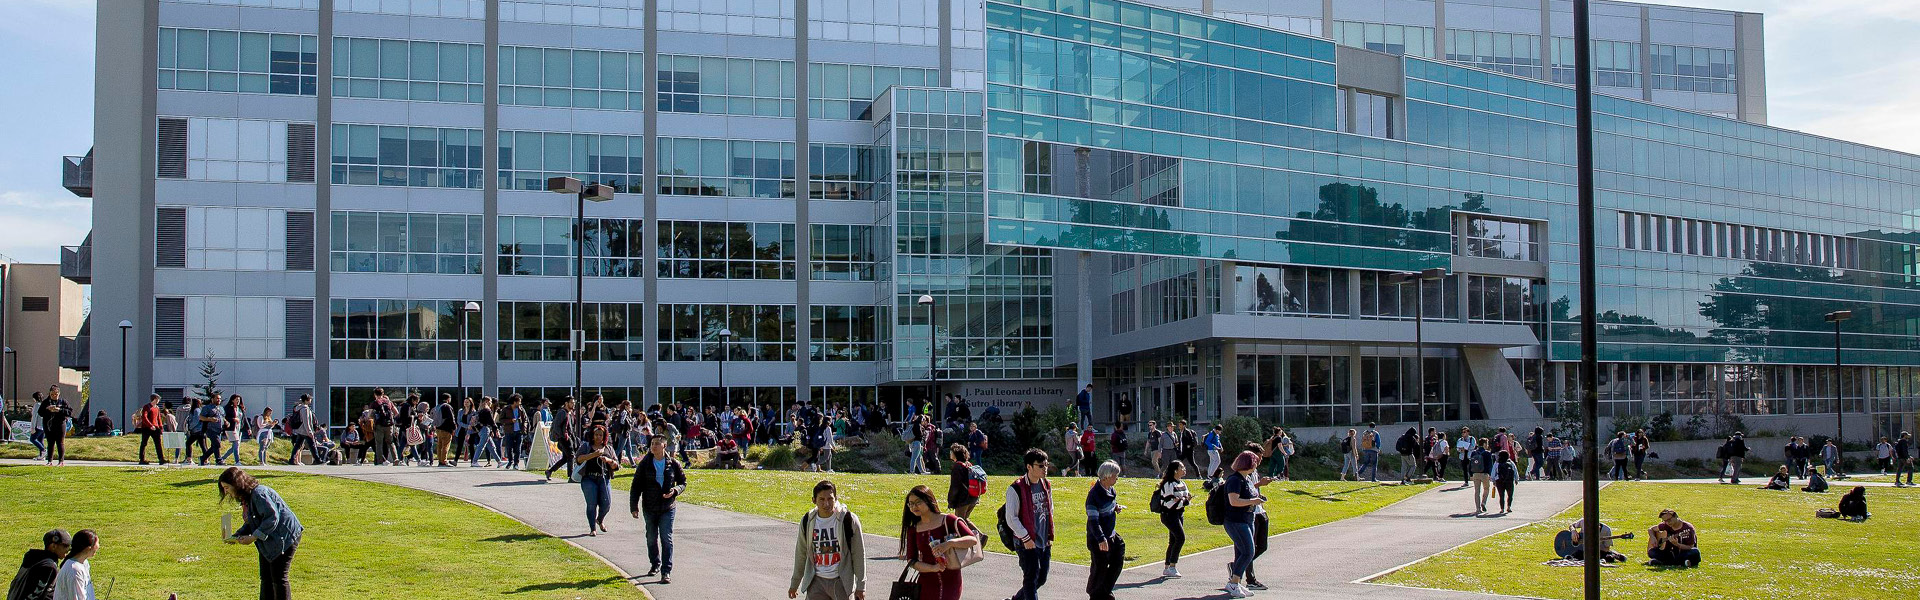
[220,467,302,600]
[631,435,686,583]
[1221,450,1273,598]
[575,425,619,536]
[898,485,974,600]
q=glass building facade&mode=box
[80,0,1914,439]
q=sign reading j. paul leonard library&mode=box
[951,380,1077,411]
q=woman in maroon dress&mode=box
[897,485,978,600]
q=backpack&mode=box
[994,502,1021,553]
[800,511,854,555]
[966,463,988,497]
[1204,482,1229,525]
[1148,484,1166,514]
[374,403,395,426]
[285,407,304,432]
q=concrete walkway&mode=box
[3,459,1593,599]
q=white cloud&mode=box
[0,190,92,264]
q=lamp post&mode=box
[546,177,615,403]
[1387,268,1448,436]
[458,301,480,401]
[1826,310,1853,467]
[118,320,133,421]
[919,294,937,408]
[716,328,733,408]
[1571,0,1603,595]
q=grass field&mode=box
[613,469,1429,568]
[0,466,644,600]
[1376,482,1920,600]
[0,434,295,464]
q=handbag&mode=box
[939,517,984,570]
[887,564,920,600]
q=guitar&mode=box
[1553,530,1635,558]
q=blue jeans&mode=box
[908,440,924,474]
[1361,450,1380,481]
[1077,405,1092,429]
[1225,520,1257,579]
[1013,545,1051,600]
[471,426,498,465]
[502,431,523,467]
[580,476,611,530]
[644,508,677,573]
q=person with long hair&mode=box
[220,395,248,465]
[1837,486,1869,520]
[51,529,97,600]
[1156,459,1193,578]
[1493,450,1517,514]
[471,397,500,468]
[897,485,976,600]
[945,444,980,520]
[219,467,303,600]
[575,425,619,536]
[254,407,277,466]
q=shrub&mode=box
[1610,413,1650,437]
[758,443,798,470]
[1010,405,1046,453]
[1648,411,1678,441]
[1218,416,1266,457]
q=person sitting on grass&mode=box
[1838,486,1869,521]
[1566,518,1630,563]
[7,529,70,600]
[1758,465,1791,490]
[1645,509,1701,568]
[1801,468,1829,493]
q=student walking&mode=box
[254,408,277,465]
[1359,423,1382,482]
[219,395,248,465]
[433,394,458,467]
[575,425,619,536]
[1004,449,1054,600]
[545,397,578,480]
[286,394,316,466]
[50,530,97,600]
[135,394,167,465]
[1493,451,1517,514]
[898,485,977,600]
[1427,431,1450,482]
[946,445,982,521]
[1204,426,1224,479]
[1085,460,1125,600]
[1632,430,1651,480]
[1469,439,1495,514]
[1154,460,1193,578]
[1896,432,1915,487]
[471,397,500,468]
[788,481,867,600]
[1338,429,1359,481]
[196,396,228,466]
[1608,432,1632,481]
[1221,451,1272,598]
[631,436,687,582]
[220,467,303,600]
[500,395,526,470]
[36,392,72,466]
[1525,427,1546,480]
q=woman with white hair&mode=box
[1084,460,1125,600]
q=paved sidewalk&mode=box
[3,459,1593,599]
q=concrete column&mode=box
[1221,341,1240,419]
[1347,345,1364,424]
[479,0,498,398]
[1077,251,1093,390]
[90,0,159,421]
[1638,6,1653,102]
[794,0,813,406]
[641,0,662,406]
[315,0,334,417]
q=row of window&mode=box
[1460,215,1540,262]
[158,28,317,96]
[1617,211,1861,270]
[331,37,486,103]
[1650,45,1737,94]
[1465,275,1542,325]
[1332,21,1434,59]
[329,211,876,280]
[1234,353,1473,427]
[330,300,880,362]
[809,62,942,120]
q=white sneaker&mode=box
[1162,565,1181,578]
[1227,583,1253,598]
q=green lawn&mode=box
[616,469,1428,568]
[0,466,644,600]
[1,434,295,464]
[1376,482,1920,600]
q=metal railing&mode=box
[61,242,91,284]
[62,152,93,198]
[59,336,89,371]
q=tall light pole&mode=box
[546,177,615,403]
[918,295,937,411]
[1826,310,1853,468]
[458,301,480,401]
[118,320,133,420]
[1387,268,1447,435]
[716,328,733,408]
[1572,0,1603,595]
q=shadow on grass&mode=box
[481,533,548,543]
[509,576,627,593]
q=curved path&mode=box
[5,459,1590,599]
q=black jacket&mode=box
[630,457,687,514]
[6,549,59,600]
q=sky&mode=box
[0,0,1916,265]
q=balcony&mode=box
[62,150,92,198]
[61,235,91,284]
[60,336,89,372]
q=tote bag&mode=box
[940,517,985,570]
[887,564,920,600]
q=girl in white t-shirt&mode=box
[53,530,99,600]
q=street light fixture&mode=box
[918,294,937,411]
[458,301,480,402]
[118,320,133,421]
[716,328,733,408]
[1386,267,1447,436]
[547,177,615,403]
[1826,309,1853,471]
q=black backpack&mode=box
[374,403,395,426]
[1204,481,1229,526]
[1148,484,1166,514]
[995,502,1021,553]
[285,408,304,431]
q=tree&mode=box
[196,352,223,401]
